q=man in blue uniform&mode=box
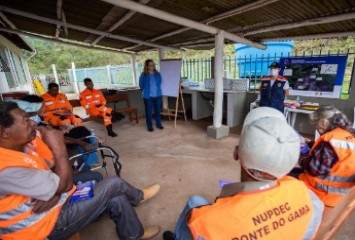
[259,62,290,112]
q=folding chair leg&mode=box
[135,111,139,123]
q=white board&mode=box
[160,59,182,97]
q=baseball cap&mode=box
[269,62,281,69]
[242,107,286,133]
[6,99,42,113]
[239,116,300,179]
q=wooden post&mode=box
[213,30,224,128]
[71,62,79,94]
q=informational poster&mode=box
[280,56,348,98]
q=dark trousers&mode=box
[73,165,103,184]
[144,97,162,130]
[48,177,144,240]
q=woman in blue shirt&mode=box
[139,59,164,132]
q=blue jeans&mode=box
[144,97,162,130]
[174,196,210,240]
[75,137,99,166]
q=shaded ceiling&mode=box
[0,0,354,52]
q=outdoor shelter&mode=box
[0,0,354,137]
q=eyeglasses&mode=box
[148,64,155,67]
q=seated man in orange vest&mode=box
[0,101,161,240]
[42,82,83,128]
[163,107,324,240]
[80,78,117,137]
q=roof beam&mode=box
[102,0,266,49]
[0,11,17,29]
[261,31,355,41]
[124,0,277,50]
[54,0,63,38]
[0,27,135,56]
[0,5,183,52]
[91,0,150,46]
[244,12,355,36]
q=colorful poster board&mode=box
[280,56,348,98]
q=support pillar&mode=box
[130,54,138,86]
[207,30,230,139]
[51,64,60,89]
[71,62,79,94]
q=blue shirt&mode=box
[149,74,158,97]
[139,72,162,99]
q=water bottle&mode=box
[296,96,300,103]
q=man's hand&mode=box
[37,125,73,194]
[31,195,60,214]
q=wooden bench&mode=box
[69,94,139,123]
[105,93,139,123]
[314,186,355,240]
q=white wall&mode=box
[0,35,33,94]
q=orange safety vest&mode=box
[42,92,73,119]
[299,128,355,207]
[188,177,317,240]
[0,147,75,240]
[79,89,107,111]
[25,130,55,168]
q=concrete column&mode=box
[71,62,79,94]
[207,30,230,139]
[131,54,138,86]
[51,64,60,89]
[158,48,168,110]
[213,31,224,128]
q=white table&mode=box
[285,108,314,128]
[183,87,247,127]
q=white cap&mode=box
[239,115,300,179]
[243,107,286,133]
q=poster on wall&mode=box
[280,56,348,98]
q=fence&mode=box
[34,49,354,98]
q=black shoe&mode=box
[157,126,164,130]
[106,124,118,137]
[148,128,154,132]
[163,231,176,240]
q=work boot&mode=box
[106,124,117,137]
[140,183,161,204]
[141,226,160,240]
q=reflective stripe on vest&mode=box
[330,139,355,151]
[0,191,70,236]
[315,183,352,194]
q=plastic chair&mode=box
[69,135,121,177]
[314,186,355,240]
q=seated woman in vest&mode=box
[163,107,323,240]
[294,106,355,207]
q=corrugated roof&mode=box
[0,0,354,52]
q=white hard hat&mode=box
[239,116,300,179]
[243,107,286,132]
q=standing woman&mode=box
[139,59,164,132]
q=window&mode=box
[0,45,17,88]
